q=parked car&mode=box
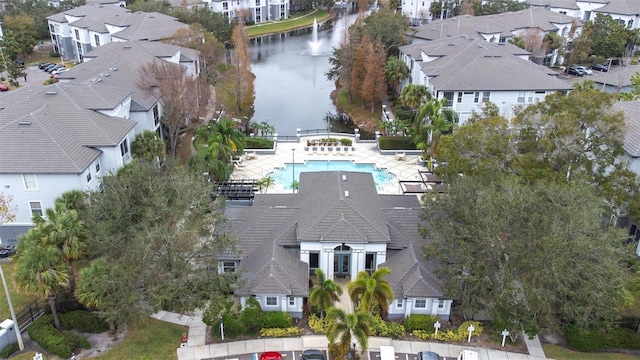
[590,63,609,72]
[48,65,65,73]
[43,64,59,72]
[457,350,479,360]
[15,59,25,67]
[302,349,326,360]
[39,62,52,69]
[418,351,442,360]
[567,66,584,76]
[0,84,9,91]
[51,68,68,75]
[260,352,283,360]
[576,66,593,75]
[0,246,15,257]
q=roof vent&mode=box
[104,73,109,77]
[342,175,347,181]
[344,191,349,197]
[19,121,32,125]
[124,45,132,49]
[45,91,57,95]
[97,78,102,82]
[113,67,118,71]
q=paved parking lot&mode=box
[208,350,456,360]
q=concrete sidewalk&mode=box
[153,310,548,360]
[174,335,549,360]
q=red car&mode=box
[260,352,283,360]
[0,84,8,91]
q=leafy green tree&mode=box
[2,15,38,61]
[14,242,69,330]
[2,0,58,39]
[347,268,393,317]
[414,98,457,163]
[58,0,85,11]
[168,7,233,43]
[75,258,137,334]
[127,0,171,13]
[584,13,629,59]
[359,9,408,56]
[308,269,343,318]
[132,130,165,164]
[473,0,528,15]
[421,175,632,331]
[0,193,17,224]
[326,308,374,358]
[508,36,525,49]
[384,56,409,99]
[82,160,239,314]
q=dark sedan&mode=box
[302,349,326,360]
[567,66,584,76]
[590,63,609,72]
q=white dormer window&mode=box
[23,174,38,190]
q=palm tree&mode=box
[384,57,409,98]
[132,130,165,164]
[256,176,275,193]
[15,243,70,330]
[54,190,86,213]
[35,205,88,293]
[308,269,342,317]
[398,84,430,111]
[326,307,374,359]
[194,118,245,164]
[413,98,458,165]
[347,267,394,317]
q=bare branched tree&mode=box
[137,60,210,158]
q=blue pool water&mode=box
[269,160,396,190]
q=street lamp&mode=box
[0,264,24,350]
[291,148,295,193]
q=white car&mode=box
[51,68,69,75]
[576,66,593,75]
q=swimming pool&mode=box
[269,160,396,190]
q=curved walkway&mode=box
[152,311,548,360]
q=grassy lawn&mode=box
[8,317,185,360]
[0,261,40,320]
[246,9,330,38]
[543,344,640,360]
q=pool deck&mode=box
[233,136,425,194]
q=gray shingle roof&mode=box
[47,3,131,24]
[411,7,576,41]
[402,36,572,92]
[0,84,135,174]
[226,172,433,297]
[58,41,197,111]
[236,238,309,296]
[295,172,391,243]
[107,12,189,41]
[381,241,444,298]
[613,99,640,157]
[527,0,580,10]
[593,0,640,15]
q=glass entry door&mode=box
[334,253,350,275]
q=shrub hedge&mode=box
[308,314,331,334]
[371,318,405,338]
[403,314,441,333]
[0,343,19,358]
[564,324,640,351]
[259,327,303,337]
[378,136,416,151]
[27,315,90,358]
[413,320,483,343]
[245,138,274,149]
[260,311,292,329]
[61,310,109,333]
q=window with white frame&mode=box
[457,92,463,103]
[23,174,38,190]
[29,201,43,217]
[222,261,237,273]
[120,139,129,158]
[75,29,80,40]
[482,91,490,103]
[86,172,92,183]
[94,34,100,47]
[438,300,446,309]
[95,161,101,173]
[415,299,427,308]
[474,91,480,103]
[266,297,277,306]
[153,104,160,127]
[288,296,295,306]
[517,91,526,103]
[396,299,403,308]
